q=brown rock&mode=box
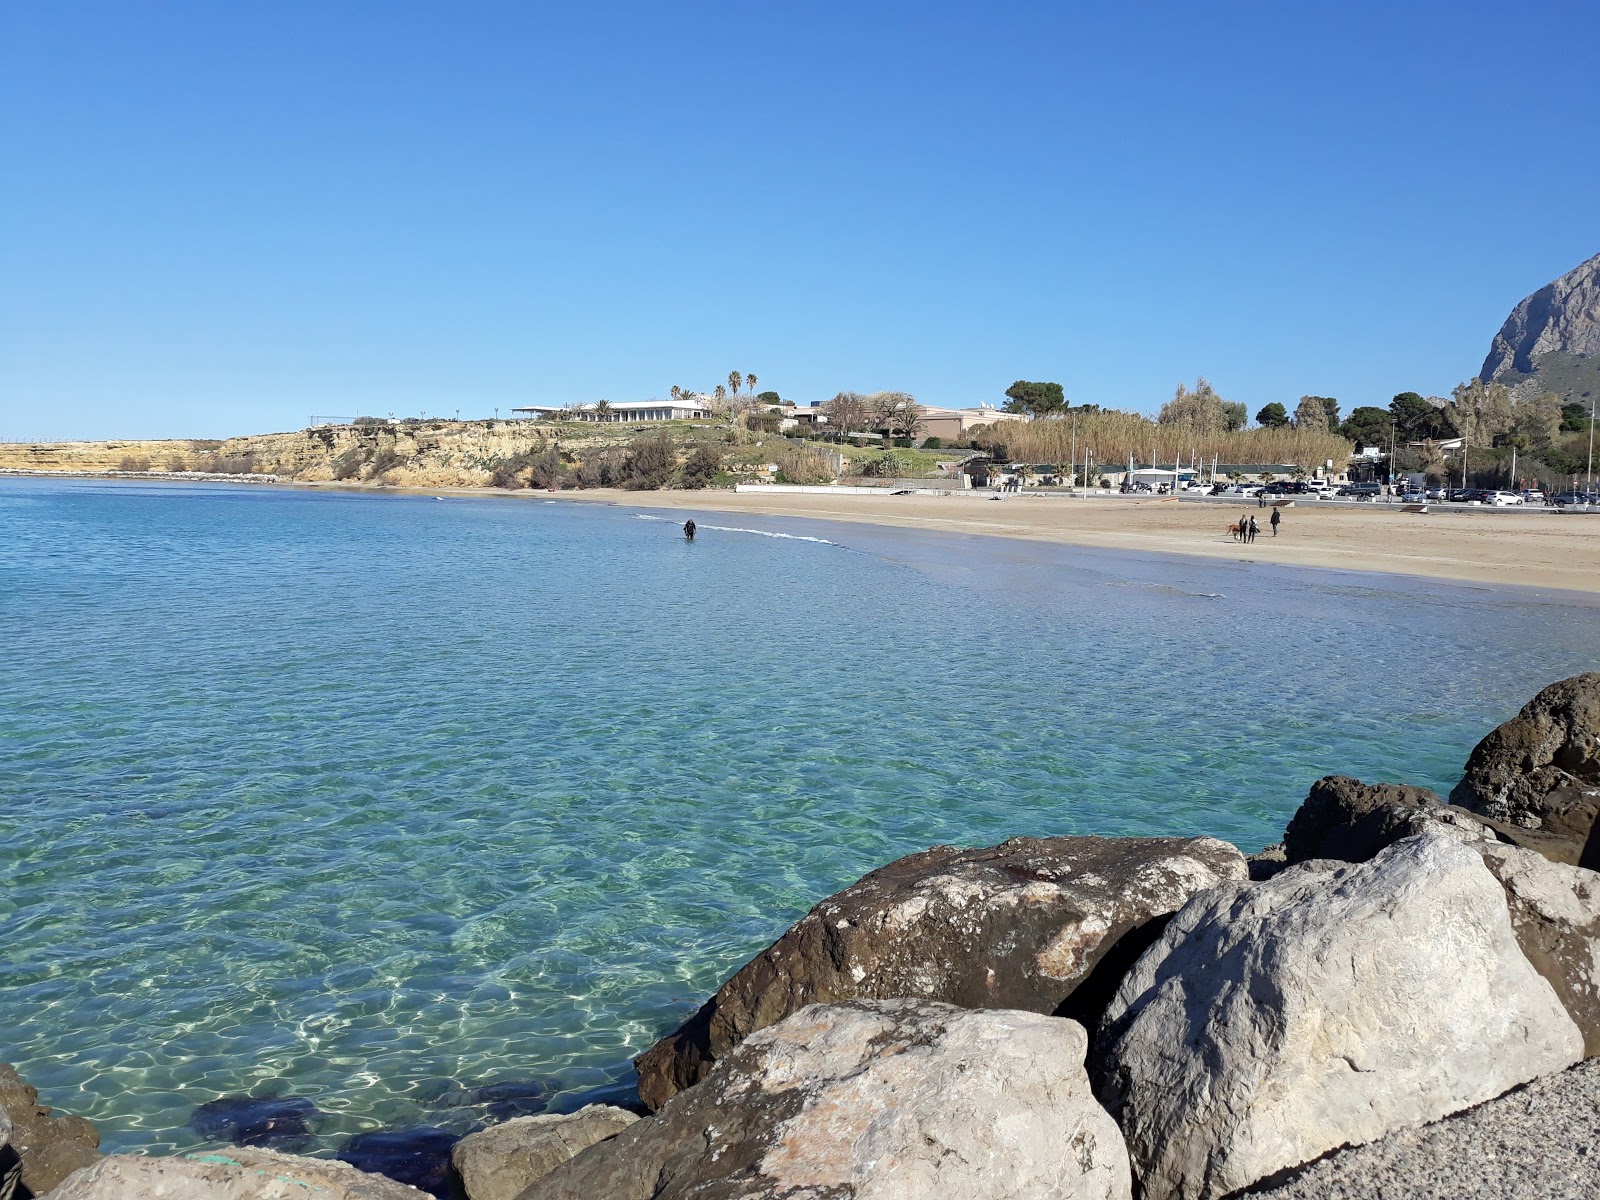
[0,1065,100,1197]
[1281,776,1448,864]
[1450,673,1600,865]
[634,834,1246,1110]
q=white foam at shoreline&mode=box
[633,513,836,545]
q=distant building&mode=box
[917,405,1028,441]
[510,400,710,422]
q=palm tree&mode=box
[595,400,613,422]
[728,370,742,397]
[714,384,728,408]
[745,373,757,395]
[670,385,682,403]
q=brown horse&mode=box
[1226,521,1243,541]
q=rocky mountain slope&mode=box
[1480,250,1600,404]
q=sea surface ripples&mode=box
[2,478,1597,1153]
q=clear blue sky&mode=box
[2,1,1597,440]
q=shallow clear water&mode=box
[3,477,1597,1154]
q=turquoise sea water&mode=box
[3,477,1598,1155]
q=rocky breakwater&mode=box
[565,670,1600,1200]
[16,672,1600,1200]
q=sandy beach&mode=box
[532,488,1600,595]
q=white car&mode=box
[1222,483,1263,496]
[1484,491,1523,506]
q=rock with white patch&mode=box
[1096,831,1584,1200]
[634,835,1246,1109]
[1475,839,1600,1055]
[522,999,1131,1200]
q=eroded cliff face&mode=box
[1480,251,1600,403]
[0,420,664,488]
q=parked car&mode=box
[1337,483,1382,499]
[1399,489,1428,503]
[1552,492,1600,507]
[1260,481,1313,497]
[1484,490,1523,506]
[1221,482,1263,496]
[1520,489,1546,504]
[1424,486,1447,500]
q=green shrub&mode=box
[921,436,943,449]
[332,448,368,481]
[366,449,403,480]
[679,444,723,489]
[621,432,677,490]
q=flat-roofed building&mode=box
[511,400,712,422]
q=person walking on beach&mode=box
[1270,507,1281,537]
[1239,513,1249,543]
[683,519,696,542]
[1248,514,1259,543]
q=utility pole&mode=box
[1588,392,1596,495]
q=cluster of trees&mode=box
[817,391,926,441]
[667,371,765,422]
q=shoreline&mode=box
[7,470,1600,595]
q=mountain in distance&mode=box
[1479,250,1600,405]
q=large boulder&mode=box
[0,1064,100,1196]
[450,1106,637,1200]
[1095,832,1583,1200]
[1450,673,1600,865]
[523,999,1131,1200]
[1475,840,1600,1056]
[45,1147,433,1199]
[1281,775,1451,863]
[1281,773,1582,868]
[635,834,1246,1109]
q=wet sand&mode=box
[537,489,1600,595]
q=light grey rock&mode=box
[526,999,1132,1200]
[1450,672,1600,867]
[1249,1058,1600,1200]
[0,1064,100,1196]
[635,834,1246,1109]
[1475,840,1600,1056]
[2,1111,18,1200]
[44,1147,432,1199]
[1095,832,1583,1200]
[1480,251,1600,381]
[450,1105,637,1200]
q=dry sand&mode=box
[532,488,1600,595]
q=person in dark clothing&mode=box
[684,519,696,541]
[1239,513,1249,543]
[1248,515,1259,543]
[1270,507,1281,536]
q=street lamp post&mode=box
[1587,392,1596,495]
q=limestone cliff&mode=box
[1480,251,1600,404]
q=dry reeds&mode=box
[974,412,1352,471]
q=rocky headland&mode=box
[1480,249,1600,406]
[6,673,1600,1199]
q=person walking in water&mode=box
[1270,507,1281,537]
[683,519,696,542]
[1248,514,1259,543]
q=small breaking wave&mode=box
[633,513,836,545]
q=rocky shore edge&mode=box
[6,672,1598,1200]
